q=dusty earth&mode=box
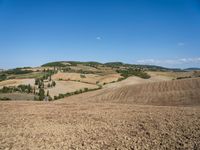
[0,100,200,150]
[0,77,200,149]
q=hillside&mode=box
[0,63,200,149]
[93,77,200,106]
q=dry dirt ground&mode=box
[96,78,200,106]
[0,77,200,150]
[147,71,200,79]
[0,100,199,150]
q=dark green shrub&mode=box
[116,69,150,79]
[80,74,86,78]
[84,88,88,92]
[0,97,11,101]
[38,88,45,100]
[0,74,7,81]
[52,81,56,87]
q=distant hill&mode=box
[41,61,178,71]
[42,61,102,67]
[184,68,200,71]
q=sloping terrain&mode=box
[0,79,35,88]
[104,73,172,89]
[0,93,35,100]
[52,72,122,85]
[0,68,200,149]
[46,80,98,97]
[94,78,200,106]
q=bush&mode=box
[80,74,86,78]
[34,96,39,101]
[5,68,33,75]
[35,78,40,85]
[176,76,191,80]
[0,86,14,93]
[84,88,88,92]
[0,97,11,101]
[116,68,150,79]
[52,81,56,87]
[54,96,58,100]
[38,88,45,100]
[0,74,7,81]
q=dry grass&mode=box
[52,72,122,85]
[45,80,98,97]
[0,93,35,100]
[0,79,35,88]
[147,71,195,79]
[70,64,98,72]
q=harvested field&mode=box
[147,71,197,79]
[0,75,200,149]
[0,100,199,149]
[52,72,122,85]
[0,79,35,88]
[94,77,200,106]
[70,64,98,72]
[0,93,35,100]
[46,80,98,97]
[104,74,172,89]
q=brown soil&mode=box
[0,77,200,149]
[95,77,200,106]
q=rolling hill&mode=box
[92,77,200,106]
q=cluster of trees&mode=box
[34,70,57,101]
[0,97,11,101]
[35,78,56,88]
[0,74,7,81]
[63,68,99,74]
[0,84,33,94]
[42,62,67,67]
[116,68,151,79]
[35,89,52,101]
[176,76,192,80]
[0,84,52,101]
[35,72,56,89]
[5,68,33,75]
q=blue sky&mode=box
[0,0,200,69]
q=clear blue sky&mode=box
[0,0,200,69]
